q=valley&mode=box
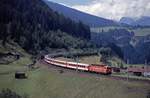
[0,0,150,98]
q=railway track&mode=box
[40,60,150,84]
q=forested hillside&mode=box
[0,0,91,54]
[44,0,117,27]
[91,29,150,64]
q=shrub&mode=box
[0,89,28,98]
[147,92,150,98]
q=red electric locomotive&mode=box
[88,64,112,74]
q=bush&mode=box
[147,92,150,98]
[0,89,28,98]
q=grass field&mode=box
[57,55,102,64]
[132,28,150,36]
[57,55,124,67]
[91,27,150,36]
[0,56,150,98]
[57,55,149,68]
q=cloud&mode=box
[72,0,150,20]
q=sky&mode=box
[48,0,150,20]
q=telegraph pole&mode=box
[127,59,129,82]
[65,53,68,67]
[75,56,79,72]
[145,59,147,67]
[145,59,147,77]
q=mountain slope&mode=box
[119,17,135,25]
[135,16,150,26]
[91,28,150,64]
[43,0,117,27]
[0,0,92,54]
[119,16,150,26]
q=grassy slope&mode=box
[57,55,147,68]
[57,55,123,67]
[57,55,102,64]
[0,64,150,98]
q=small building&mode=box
[111,67,120,73]
[127,66,150,77]
[15,71,27,79]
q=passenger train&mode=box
[44,55,112,74]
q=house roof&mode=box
[128,66,150,73]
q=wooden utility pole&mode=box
[127,59,129,82]
[145,59,147,77]
[145,59,147,67]
[98,51,101,63]
[75,56,79,72]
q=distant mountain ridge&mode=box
[119,17,136,25]
[119,16,150,26]
[43,0,118,27]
